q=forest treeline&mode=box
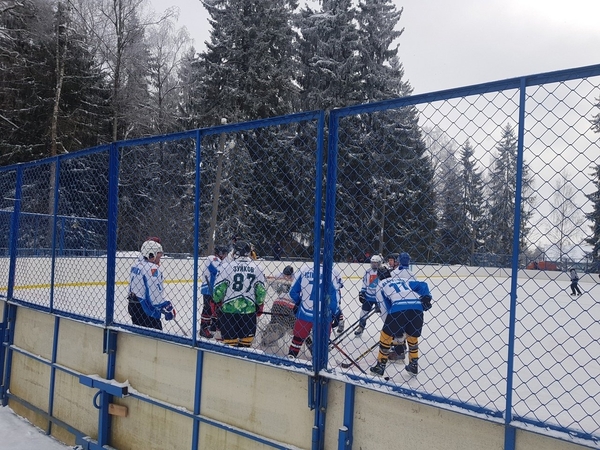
[1,0,599,266]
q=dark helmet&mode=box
[377,267,392,280]
[398,252,410,267]
[283,265,293,276]
[387,253,399,261]
[234,241,252,257]
[214,245,228,257]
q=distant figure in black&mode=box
[569,268,582,296]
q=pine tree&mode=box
[486,124,534,266]
[356,0,407,102]
[196,0,298,125]
[460,141,486,261]
[296,0,362,111]
[0,0,110,166]
[585,100,600,267]
[585,165,600,267]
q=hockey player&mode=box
[369,267,432,377]
[199,245,229,338]
[386,253,399,271]
[212,241,267,347]
[354,255,384,336]
[287,258,343,358]
[128,239,176,330]
[569,267,583,296]
[391,252,416,280]
[261,266,296,346]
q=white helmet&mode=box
[370,254,383,269]
[141,240,163,259]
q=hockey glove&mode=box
[161,302,176,321]
[358,291,366,304]
[420,295,432,311]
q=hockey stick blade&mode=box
[340,341,379,368]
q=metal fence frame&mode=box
[1,64,600,449]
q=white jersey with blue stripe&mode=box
[289,264,342,321]
[376,276,431,315]
[200,255,222,295]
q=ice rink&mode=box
[9,267,600,439]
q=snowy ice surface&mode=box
[9,269,600,442]
[0,405,73,449]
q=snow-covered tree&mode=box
[296,0,362,111]
[0,0,110,166]
[585,100,600,266]
[485,124,534,264]
[194,0,298,126]
[436,140,486,264]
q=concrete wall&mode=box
[1,299,594,450]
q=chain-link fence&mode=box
[1,66,599,446]
[327,66,600,444]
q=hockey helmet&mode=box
[377,266,392,280]
[214,245,229,257]
[234,241,252,257]
[370,254,383,269]
[141,240,163,259]
[283,265,294,276]
[387,252,399,262]
[398,252,410,267]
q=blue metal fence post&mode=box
[105,143,120,326]
[504,76,528,450]
[310,110,338,450]
[98,329,118,447]
[46,317,60,435]
[6,165,23,303]
[192,130,202,346]
[338,384,356,450]
[1,166,22,406]
[49,159,61,313]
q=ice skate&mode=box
[354,326,364,337]
[370,360,387,376]
[405,358,418,375]
[199,326,213,339]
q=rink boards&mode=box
[0,258,595,450]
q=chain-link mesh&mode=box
[0,69,599,445]
[329,74,600,441]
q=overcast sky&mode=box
[151,0,600,94]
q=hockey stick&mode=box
[173,318,189,337]
[340,341,379,369]
[329,308,377,346]
[330,340,367,374]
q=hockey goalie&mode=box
[261,266,296,346]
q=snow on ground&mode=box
[0,405,73,450]
[9,268,600,440]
